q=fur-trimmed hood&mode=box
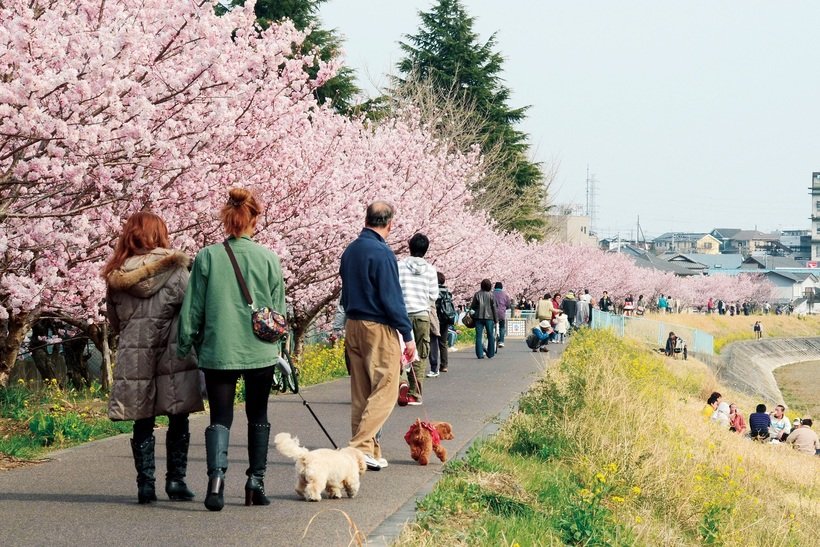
[107,248,191,298]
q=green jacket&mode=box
[178,236,286,370]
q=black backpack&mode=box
[526,333,539,349]
[436,290,457,325]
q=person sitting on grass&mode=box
[769,404,792,442]
[728,403,746,434]
[701,392,722,419]
[527,320,552,352]
[749,404,771,441]
[785,418,819,456]
[710,402,731,428]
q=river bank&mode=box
[773,360,820,418]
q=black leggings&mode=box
[203,366,275,429]
[133,413,189,445]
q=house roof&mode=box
[710,228,741,239]
[652,232,707,243]
[616,245,697,275]
[767,271,816,283]
[666,253,744,270]
[730,230,780,242]
[741,256,807,269]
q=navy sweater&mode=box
[340,228,413,342]
[748,412,771,434]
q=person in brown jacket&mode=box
[103,212,204,504]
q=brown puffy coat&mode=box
[106,248,204,421]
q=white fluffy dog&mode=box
[274,433,367,502]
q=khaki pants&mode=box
[346,320,400,457]
[406,313,430,399]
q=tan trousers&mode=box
[346,319,401,457]
[406,313,430,399]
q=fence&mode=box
[591,309,714,355]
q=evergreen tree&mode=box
[220,0,359,113]
[396,0,549,239]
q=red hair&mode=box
[102,212,170,277]
[220,187,261,237]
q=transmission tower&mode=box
[585,166,598,234]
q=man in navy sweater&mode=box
[749,403,771,440]
[341,201,415,471]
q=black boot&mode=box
[165,431,195,501]
[244,423,271,506]
[130,436,158,504]
[204,424,230,512]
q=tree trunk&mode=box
[100,323,113,391]
[291,323,306,357]
[0,312,35,387]
[63,336,90,389]
[30,319,59,385]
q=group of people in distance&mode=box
[705,392,819,456]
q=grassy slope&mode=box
[655,313,820,352]
[397,329,819,546]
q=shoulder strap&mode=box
[223,240,253,307]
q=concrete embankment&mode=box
[700,337,820,404]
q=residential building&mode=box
[728,230,787,257]
[550,214,598,247]
[779,229,811,260]
[617,245,697,276]
[709,228,741,253]
[811,172,820,261]
[650,232,708,254]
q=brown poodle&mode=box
[404,419,454,465]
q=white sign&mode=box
[506,319,527,338]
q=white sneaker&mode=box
[363,454,382,471]
[377,458,389,468]
[426,371,439,378]
[498,342,505,347]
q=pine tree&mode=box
[220,0,359,113]
[396,0,549,240]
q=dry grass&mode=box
[397,329,819,546]
[654,313,820,349]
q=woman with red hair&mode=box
[178,188,286,512]
[103,211,204,504]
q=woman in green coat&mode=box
[178,188,286,512]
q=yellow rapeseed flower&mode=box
[606,462,618,473]
[595,472,607,483]
[611,496,625,504]
[631,486,641,495]
[635,516,643,524]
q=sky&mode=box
[319,0,820,240]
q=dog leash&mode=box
[278,346,339,449]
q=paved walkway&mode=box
[0,341,560,546]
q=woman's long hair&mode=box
[101,212,170,277]
[220,187,261,237]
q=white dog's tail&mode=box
[274,432,309,460]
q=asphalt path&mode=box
[0,340,561,546]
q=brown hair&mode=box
[220,188,261,237]
[102,211,170,277]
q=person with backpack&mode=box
[430,271,456,375]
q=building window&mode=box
[704,242,712,249]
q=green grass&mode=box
[1,341,348,460]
